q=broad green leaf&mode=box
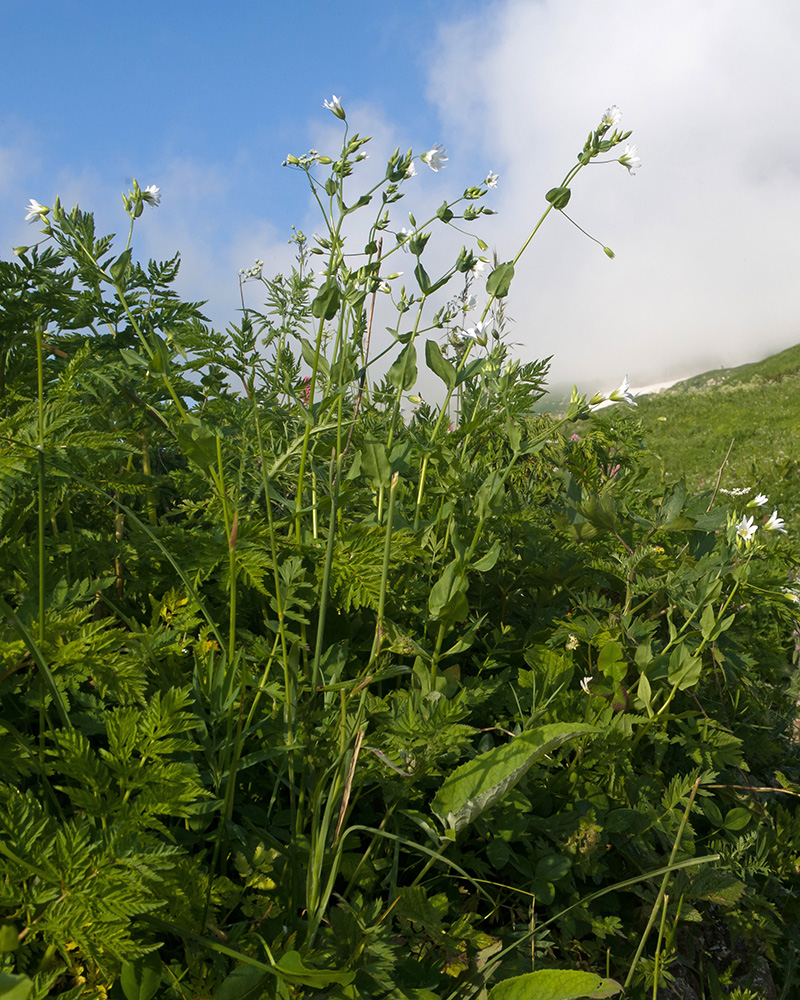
[425,339,456,390]
[147,333,172,375]
[0,974,32,1000]
[175,415,219,472]
[360,437,391,488]
[456,356,485,385]
[544,186,572,210]
[214,964,269,1000]
[415,260,431,294]
[428,557,468,622]
[667,645,702,691]
[121,954,161,1000]
[387,342,417,391]
[109,247,132,284]
[431,723,595,835]
[0,925,18,952]
[535,855,571,882]
[486,261,515,298]
[274,950,355,987]
[723,807,751,831]
[301,338,330,378]
[472,539,501,572]
[311,280,341,320]
[488,969,621,1000]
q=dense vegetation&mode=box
[2,106,800,1000]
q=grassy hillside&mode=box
[620,342,800,535]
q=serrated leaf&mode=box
[488,969,621,1000]
[431,724,595,835]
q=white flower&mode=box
[422,143,448,172]
[405,161,417,178]
[736,514,758,542]
[471,259,487,277]
[323,94,345,119]
[464,320,489,346]
[141,185,161,207]
[749,493,769,508]
[609,375,637,407]
[485,170,499,188]
[566,634,579,651]
[618,144,641,175]
[580,676,593,694]
[601,105,622,127]
[25,198,49,221]
[463,293,478,312]
[765,510,787,533]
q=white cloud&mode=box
[425,0,800,392]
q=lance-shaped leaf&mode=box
[431,723,596,836]
[425,339,456,390]
[387,341,417,391]
[488,969,621,1000]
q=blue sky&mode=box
[3,0,800,394]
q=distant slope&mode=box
[624,342,800,536]
[653,342,800,395]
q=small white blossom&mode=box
[618,145,641,175]
[601,105,622,127]
[25,199,49,221]
[422,143,448,172]
[141,185,161,207]
[765,510,787,533]
[580,676,593,694]
[609,375,637,407]
[749,493,769,508]
[485,170,499,188]
[463,293,478,312]
[405,161,417,178]
[464,320,489,346]
[471,259,487,277]
[566,634,579,651]
[736,514,758,542]
[323,95,345,119]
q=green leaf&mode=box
[300,337,330,378]
[0,974,32,1000]
[436,200,454,223]
[723,807,751,832]
[311,280,341,320]
[0,926,18,952]
[274,951,355,987]
[428,557,468,623]
[545,187,572,210]
[667,645,702,691]
[425,339,456,390]
[214,965,269,1000]
[414,260,431,294]
[488,969,621,1000]
[109,247,132,284]
[121,954,162,1000]
[175,415,219,472]
[472,539,501,572]
[147,333,172,375]
[535,855,571,882]
[431,723,595,835]
[387,342,417,391]
[360,437,391,488]
[486,261,515,298]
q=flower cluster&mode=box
[239,258,264,280]
[733,495,788,545]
